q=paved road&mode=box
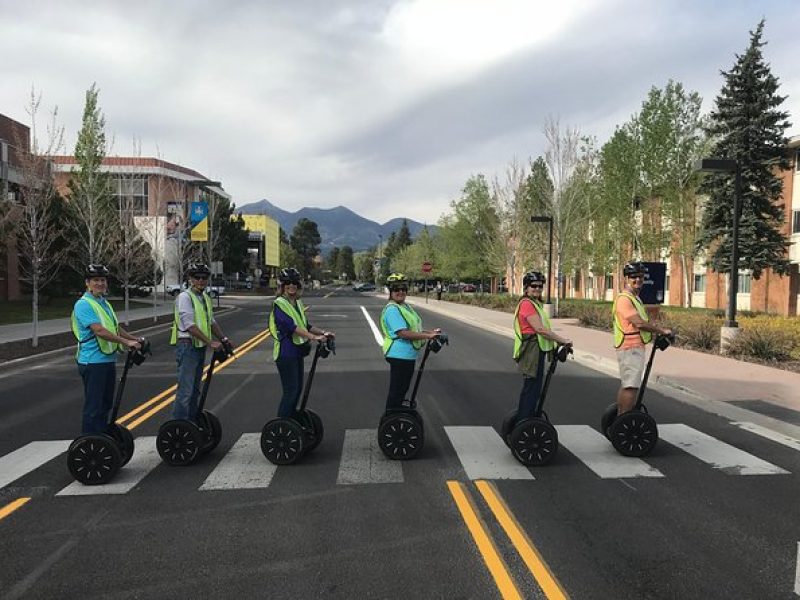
[1,289,798,599]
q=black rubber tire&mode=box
[106,424,135,466]
[197,410,222,454]
[157,420,202,466]
[509,418,559,466]
[501,410,519,447]
[609,411,659,457]
[261,418,305,465]
[302,409,324,453]
[378,413,424,460]
[67,434,122,485]
[601,404,619,440]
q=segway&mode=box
[157,340,234,466]
[378,333,448,461]
[260,336,336,465]
[502,344,572,466]
[601,333,675,457]
[66,339,151,485]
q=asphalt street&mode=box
[1,288,798,599]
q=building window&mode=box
[573,272,581,292]
[737,272,751,294]
[665,275,670,291]
[693,274,706,293]
[793,210,800,234]
[109,176,148,215]
[605,275,614,290]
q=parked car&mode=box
[460,283,477,292]
[166,282,225,298]
[352,282,376,292]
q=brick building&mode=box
[0,114,29,301]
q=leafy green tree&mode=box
[337,245,355,280]
[290,218,322,277]
[696,19,791,279]
[328,246,340,276]
[279,227,302,270]
[354,248,376,282]
[214,208,250,273]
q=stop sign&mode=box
[422,261,432,273]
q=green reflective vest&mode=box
[71,294,120,357]
[513,297,556,359]
[170,289,214,347]
[612,292,652,348]
[380,301,424,355]
[269,296,308,360]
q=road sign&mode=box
[422,261,432,273]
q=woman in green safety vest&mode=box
[269,267,335,418]
[170,263,234,422]
[71,264,143,434]
[380,273,442,411]
[613,261,671,416]
[512,271,572,419]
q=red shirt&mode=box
[518,299,539,335]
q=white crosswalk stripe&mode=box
[444,426,535,480]
[557,425,664,479]
[57,437,162,496]
[200,433,277,490]
[659,424,790,475]
[337,429,404,485]
[0,440,70,489]
[731,422,800,452]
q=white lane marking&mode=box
[337,429,404,485]
[200,433,277,490]
[659,424,790,475]
[795,542,800,596]
[323,285,344,298]
[732,422,800,452]
[360,305,383,346]
[558,425,664,479]
[56,436,161,495]
[316,314,348,318]
[445,426,535,480]
[0,440,70,489]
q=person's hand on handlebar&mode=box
[123,338,142,351]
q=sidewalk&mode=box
[406,296,800,429]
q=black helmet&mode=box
[85,264,110,279]
[187,263,211,277]
[278,267,302,285]
[623,262,648,277]
[522,271,546,288]
[386,273,409,291]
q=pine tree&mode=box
[696,20,791,278]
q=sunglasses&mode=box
[193,276,209,280]
[392,287,408,292]
[529,284,544,289]
[628,274,645,280]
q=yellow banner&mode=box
[191,217,208,241]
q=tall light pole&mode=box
[531,216,554,305]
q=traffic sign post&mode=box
[422,262,432,303]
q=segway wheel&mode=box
[302,409,324,453]
[261,419,305,465]
[378,414,424,460]
[157,420,202,466]
[106,424,135,466]
[197,410,222,454]
[609,411,658,457]
[67,434,122,485]
[500,410,519,447]
[509,418,558,466]
[601,404,618,440]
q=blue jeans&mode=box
[173,342,207,421]
[78,362,116,434]
[517,353,546,420]
[275,357,304,418]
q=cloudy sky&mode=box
[2,0,799,224]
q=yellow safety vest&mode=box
[170,290,214,347]
[269,296,308,360]
[612,292,652,348]
[71,294,120,357]
[380,301,424,355]
[513,297,555,359]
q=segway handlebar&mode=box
[213,339,235,362]
[654,332,676,351]
[554,344,573,363]
[129,337,152,366]
[317,335,336,359]
[428,332,448,354]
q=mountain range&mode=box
[236,199,436,251]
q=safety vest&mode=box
[269,296,308,360]
[170,289,214,347]
[612,291,652,348]
[71,294,120,357]
[380,301,424,355]
[512,297,556,359]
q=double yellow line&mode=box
[447,480,568,600]
[0,330,271,525]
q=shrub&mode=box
[726,326,796,362]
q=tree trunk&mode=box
[31,272,39,348]
[681,254,691,308]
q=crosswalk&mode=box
[0,422,796,497]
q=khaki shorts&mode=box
[616,346,645,388]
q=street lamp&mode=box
[694,158,742,329]
[531,216,553,305]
